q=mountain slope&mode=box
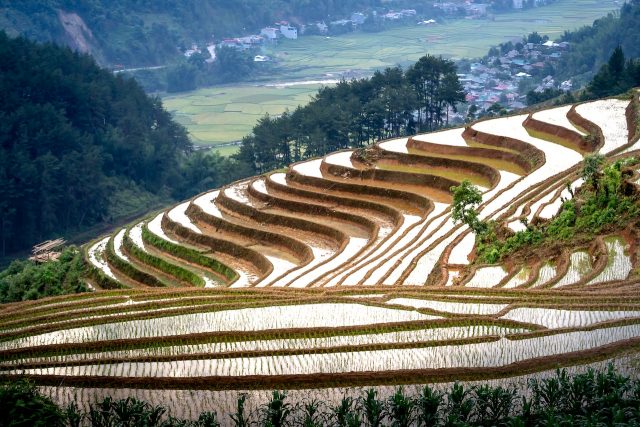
[85,91,640,291]
[0,32,191,256]
[0,0,379,67]
[0,91,639,407]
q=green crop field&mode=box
[263,0,620,79]
[163,0,619,154]
[164,83,323,154]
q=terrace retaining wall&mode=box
[320,160,457,197]
[187,202,312,265]
[265,173,403,227]
[247,179,377,237]
[162,214,272,278]
[407,137,531,174]
[566,105,604,151]
[372,149,501,189]
[286,169,432,213]
[216,189,348,248]
[460,127,545,170]
[523,114,590,152]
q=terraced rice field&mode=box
[3,94,640,416]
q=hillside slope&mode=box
[0,33,192,256]
[0,0,378,67]
[1,90,640,413]
[85,91,640,290]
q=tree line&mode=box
[586,45,640,99]
[235,55,465,174]
[3,365,640,426]
[164,45,260,93]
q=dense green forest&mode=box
[585,46,640,99]
[3,365,640,426]
[555,0,640,84]
[236,56,464,174]
[0,32,249,257]
[0,0,382,67]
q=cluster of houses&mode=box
[327,9,419,32]
[461,39,573,111]
[433,2,490,17]
[182,9,423,63]
[182,21,297,63]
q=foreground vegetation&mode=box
[0,247,87,303]
[3,365,640,426]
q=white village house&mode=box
[260,27,279,40]
[279,22,298,39]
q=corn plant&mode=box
[386,387,415,427]
[230,393,251,427]
[297,398,325,427]
[63,402,83,427]
[331,396,360,427]
[415,385,444,427]
[88,396,166,427]
[260,391,291,427]
[473,385,516,425]
[361,388,385,427]
[195,411,221,427]
[444,383,474,427]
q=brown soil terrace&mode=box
[4,338,640,391]
[4,96,640,394]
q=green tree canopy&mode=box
[0,33,249,257]
[450,180,485,234]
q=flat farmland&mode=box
[162,0,619,152]
[164,83,323,154]
[264,0,620,79]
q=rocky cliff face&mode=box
[57,9,94,55]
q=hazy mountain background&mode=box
[0,0,383,67]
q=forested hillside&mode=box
[556,0,640,83]
[0,33,249,257]
[0,0,379,67]
[0,31,467,259]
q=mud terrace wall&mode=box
[5,98,640,418]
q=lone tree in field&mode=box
[451,180,485,234]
